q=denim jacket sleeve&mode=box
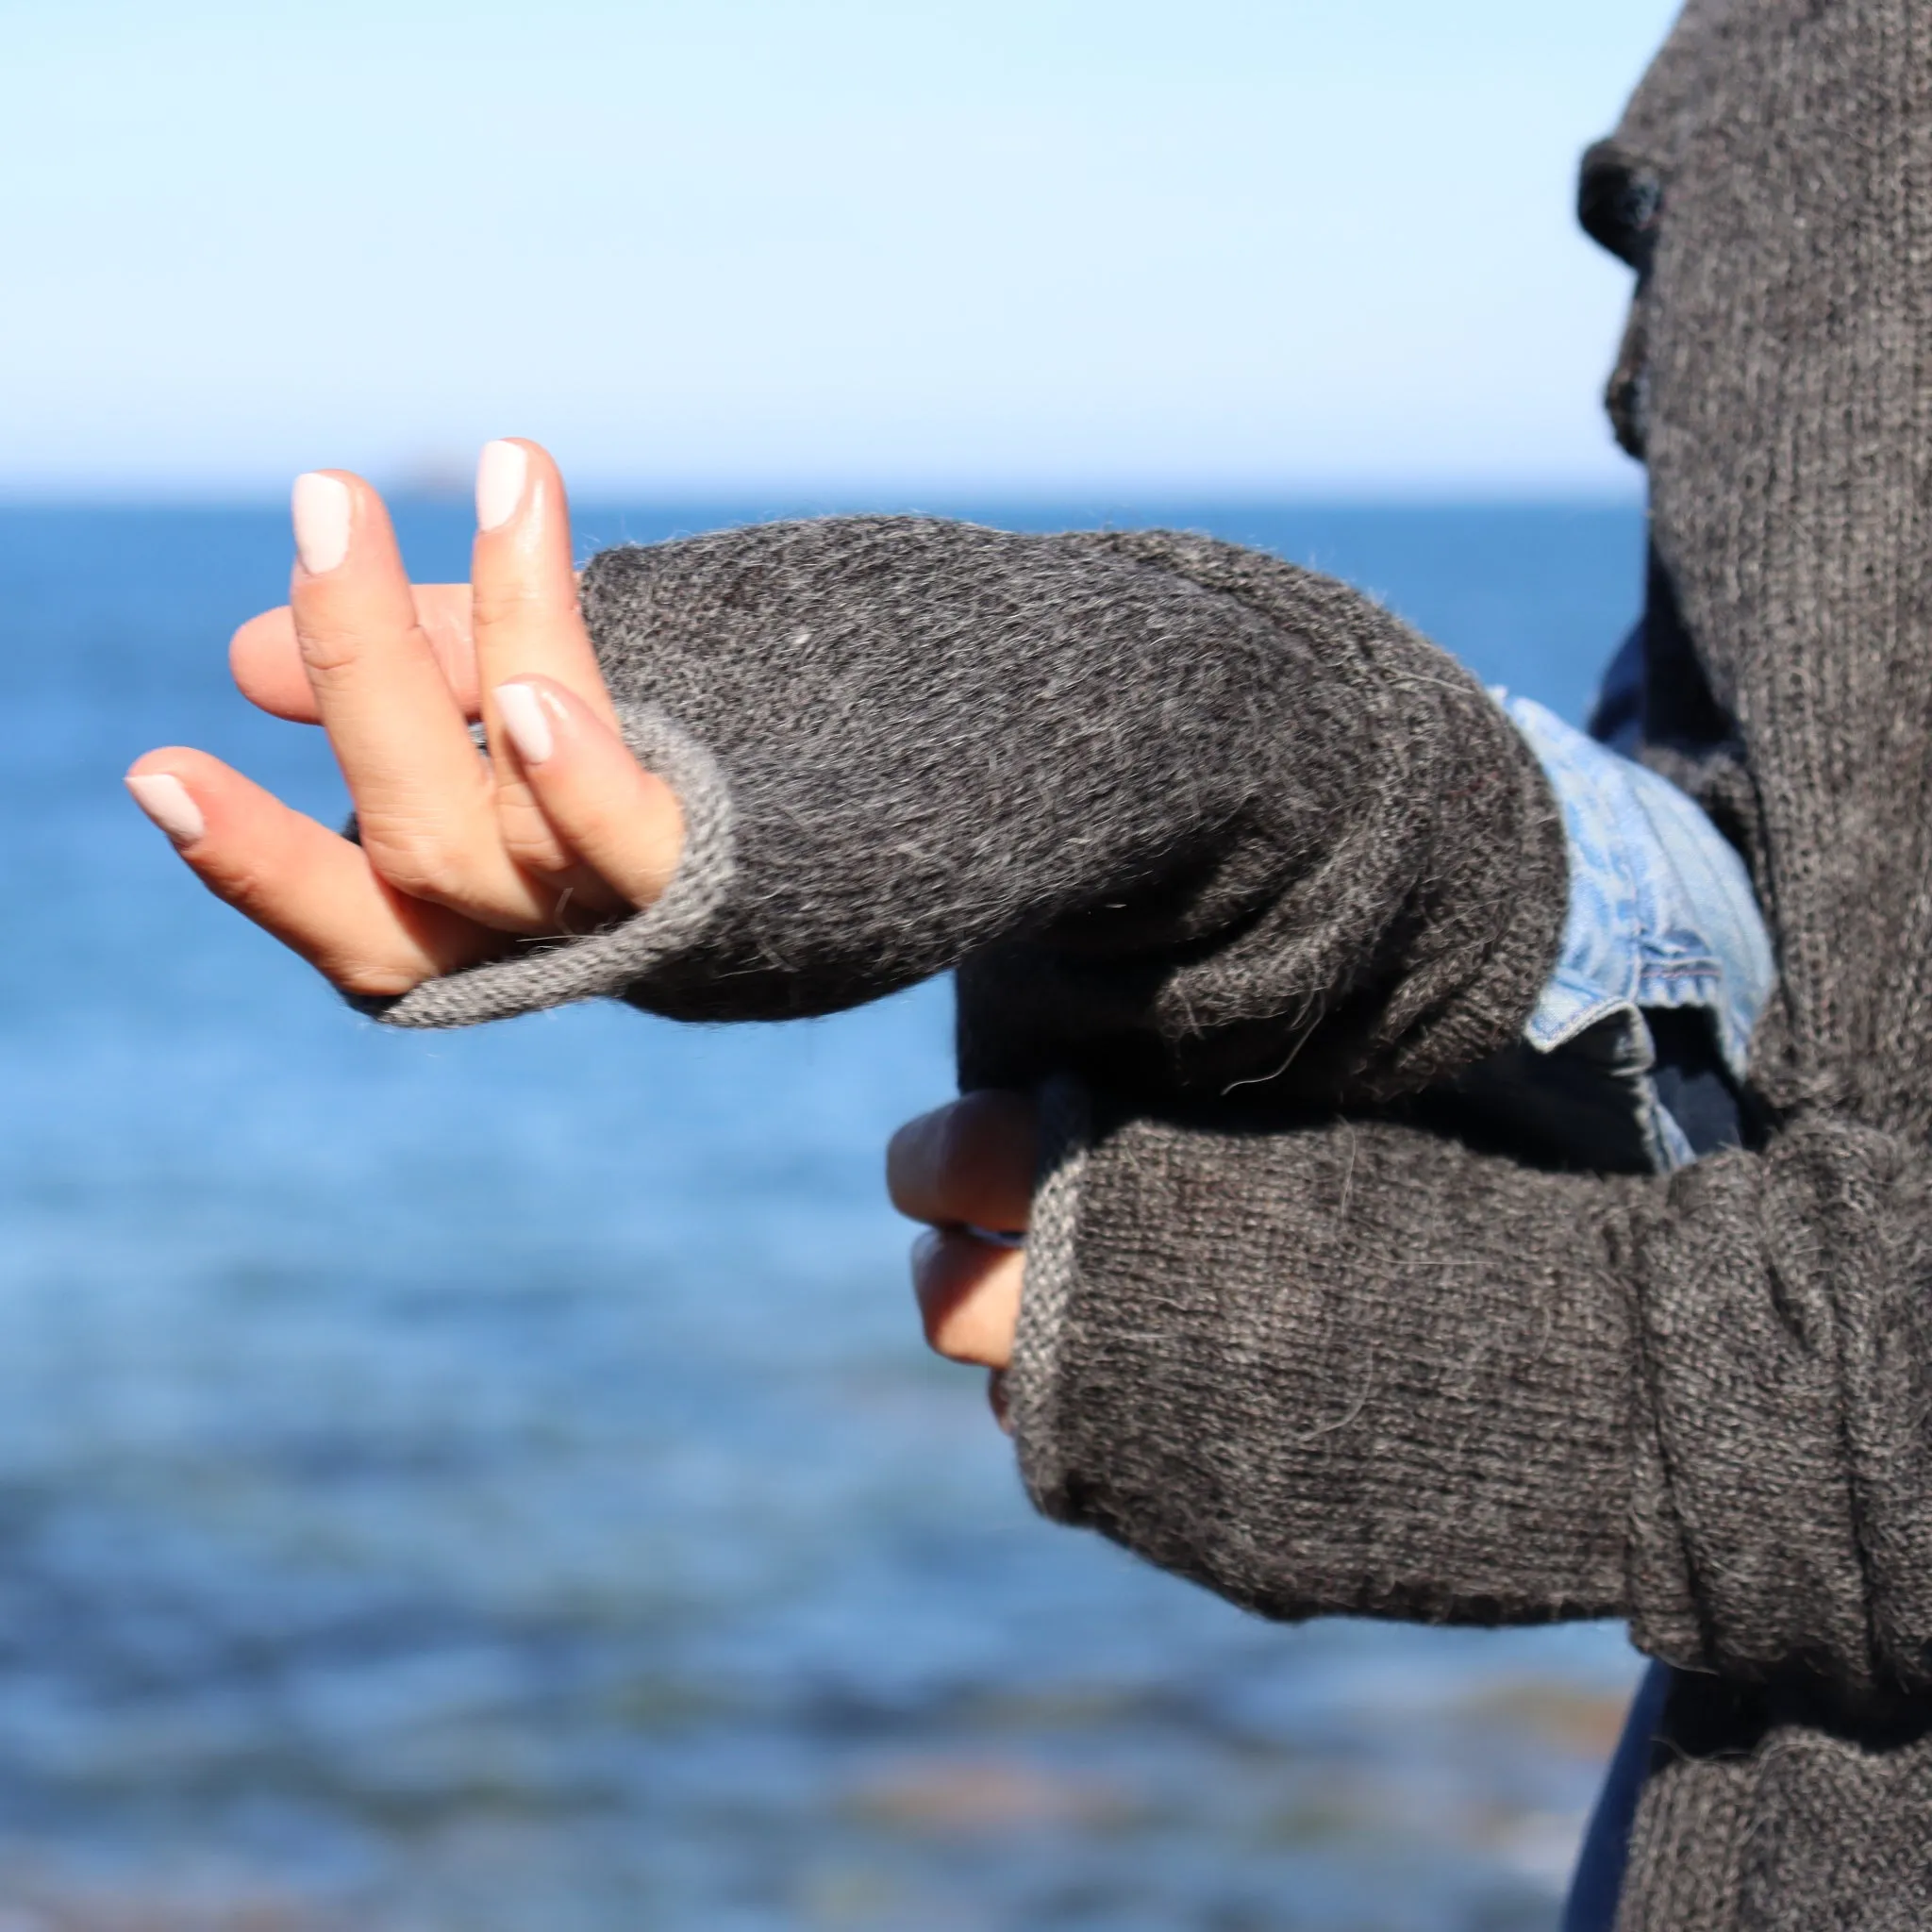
[1452,694,1776,1175]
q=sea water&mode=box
[0,502,1646,1931]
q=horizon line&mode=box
[0,484,1647,513]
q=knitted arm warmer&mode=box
[1010,1092,1932,1703]
[372,517,1566,1105]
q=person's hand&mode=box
[887,1090,1041,1427]
[125,441,684,997]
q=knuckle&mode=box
[365,832,470,905]
[496,803,575,878]
[505,844,575,887]
[294,621,365,677]
[469,580,546,630]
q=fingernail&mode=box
[125,774,206,846]
[291,473,352,575]
[475,440,528,533]
[911,1229,941,1274]
[495,682,555,765]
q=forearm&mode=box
[955,530,1568,1100]
[1014,1092,1638,1628]
[373,517,1567,1102]
[1011,1096,1932,1702]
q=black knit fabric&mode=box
[377,516,1565,1107]
[1008,5,1932,1925]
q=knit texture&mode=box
[352,2,1932,1921]
[1016,1109,1932,1684]
[376,516,1566,1104]
[1004,4,1932,1926]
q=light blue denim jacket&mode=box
[1488,693,1774,1932]
[1500,693,1774,1169]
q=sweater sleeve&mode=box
[369,516,1566,1105]
[1009,1089,1932,1704]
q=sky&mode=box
[0,0,1682,499]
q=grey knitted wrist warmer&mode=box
[1006,1090,1932,1925]
[956,528,1568,1101]
[372,515,1566,1106]
[1012,1096,1932,1701]
[1011,1097,1637,1629]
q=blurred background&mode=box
[1,3,1678,1927]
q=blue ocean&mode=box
[0,502,1647,1931]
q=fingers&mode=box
[125,748,502,995]
[225,451,669,944]
[139,447,673,1006]
[469,441,623,878]
[912,1229,1024,1371]
[491,678,685,908]
[288,472,557,928]
[895,1091,1037,1380]
[231,584,477,724]
[470,442,615,719]
[887,1091,1040,1233]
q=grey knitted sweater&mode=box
[368,3,1932,1922]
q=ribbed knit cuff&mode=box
[1000,1104,1637,1626]
[360,704,737,1030]
[1007,1075,1094,1520]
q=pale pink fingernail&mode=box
[495,682,555,765]
[125,774,206,845]
[291,473,352,575]
[475,441,528,533]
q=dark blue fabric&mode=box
[1563,1662,1674,1930]
[1587,623,1647,757]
